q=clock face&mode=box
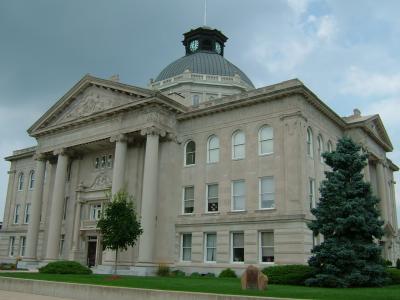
[215,42,222,54]
[189,40,199,52]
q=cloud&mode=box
[341,66,400,97]
[286,0,310,17]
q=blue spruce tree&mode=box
[306,137,389,287]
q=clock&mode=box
[215,42,222,54]
[189,40,199,52]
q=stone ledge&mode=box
[0,276,305,300]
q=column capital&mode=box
[140,126,166,137]
[7,170,16,175]
[53,148,68,156]
[166,132,182,144]
[110,133,128,143]
[33,153,47,161]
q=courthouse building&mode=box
[0,27,398,275]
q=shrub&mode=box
[219,268,237,278]
[396,259,400,270]
[0,263,16,270]
[262,265,316,285]
[204,272,216,278]
[387,268,400,284]
[190,272,201,278]
[39,261,92,274]
[171,270,186,277]
[156,264,170,277]
[384,259,393,267]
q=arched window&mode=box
[306,127,313,158]
[17,173,24,191]
[185,140,196,166]
[232,130,245,159]
[29,170,35,189]
[259,125,273,155]
[327,140,333,153]
[317,135,324,163]
[207,135,219,163]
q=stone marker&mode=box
[241,265,268,290]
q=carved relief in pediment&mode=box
[89,172,112,190]
[53,86,134,125]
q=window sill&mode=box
[256,208,276,212]
[227,210,246,215]
[206,162,219,165]
[232,157,245,161]
[179,213,195,217]
[204,261,217,264]
[203,212,220,215]
[260,262,275,265]
[231,261,245,264]
[183,164,196,168]
[259,152,273,157]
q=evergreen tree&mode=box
[306,137,388,287]
[97,191,143,274]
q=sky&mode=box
[0,0,399,224]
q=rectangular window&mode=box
[206,184,218,212]
[260,232,274,263]
[232,180,245,211]
[59,234,65,257]
[181,233,192,261]
[95,157,100,169]
[205,233,217,262]
[231,232,244,263]
[183,186,194,214]
[63,197,69,220]
[259,177,275,209]
[107,154,113,168]
[309,178,315,209]
[19,236,26,257]
[90,204,102,220]
[24,203,31,224]
[8,236,15,257]
[14,204,20,224]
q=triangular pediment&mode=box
[28,75,153,135]
[365,116,393,151]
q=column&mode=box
[25,154,47,261]
[70,196,82,260]
[45,149,69,261]
[110,134,128,195]
[376,160,388,223]
[137,127,161,263]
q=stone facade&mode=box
[0,27,398,275]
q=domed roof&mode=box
[155,51,254,88]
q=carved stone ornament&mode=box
[53,148,67,156]
[110,133,127,143]
[140,126,166,137]
[55,86,132,125]
[89,172,112,190]
[33,153,47,161]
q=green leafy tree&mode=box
[306,137,388,287]
[97,191,143,274]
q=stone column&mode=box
[110,134,128,195]
[376,160,388,223]
[137,127,163,264]
[70,195,83,260]
[45,149,69,261]
[25,154,47,261]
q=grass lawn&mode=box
[1,272,399,300]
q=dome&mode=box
[155,51,254,88]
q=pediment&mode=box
[365,116,393,151]
[28,75,153,136]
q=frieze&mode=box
[89,172,112,190]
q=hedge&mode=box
[387,268,400,284]
[39,260,92,274]
[262,265,316,285]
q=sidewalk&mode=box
[0,290,73,300]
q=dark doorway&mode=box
[87,236,97,267]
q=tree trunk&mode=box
[114,248,118,275]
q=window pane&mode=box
[234,144,245,159]
[209,149,219,163]
[186,141,196,165]
[208,184,218,199]
[184,187,194,200]
[183,248,191,261]
[261,232,274,246]
[233,181,244,195]
[209,136,219,149]
[260,126,273,140]
[233,196,245,210]
[207,234,216,247]
[233,248,244,262]
[184,200,194,213]
[233,233,244,247]
[234,131,245,144]
[261,140,273,154]
[183,234,192,247]
[261,177,273,193]
[261,247,274,262]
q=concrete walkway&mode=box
[0,290,73,300]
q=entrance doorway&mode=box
[87,236,97,267]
